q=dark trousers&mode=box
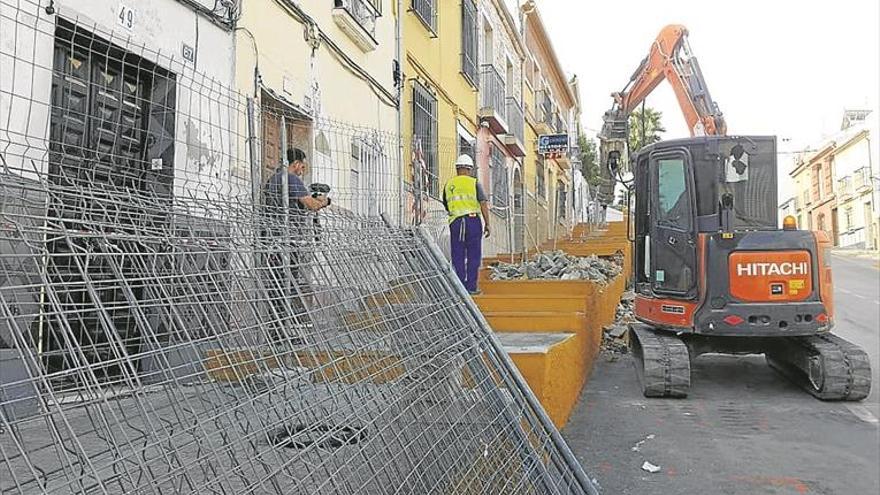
[449,215,482,292]
[264,248,312,342]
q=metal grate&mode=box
[460,0,478,88]
[480,64,507,123]
[490,144,509,217]
[506,97,525,145]
[412,81,439,198]
[411,0,436,33]
[557,180,567,220]
[537,157,546,199]
[0,2,597,493]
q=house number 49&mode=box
[117,3,135,31]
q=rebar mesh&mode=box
[1,2,595,493]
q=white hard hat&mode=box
[455,154,474,169]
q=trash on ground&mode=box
[631,434,656,452]
[489,251,622,283]
[641,461,662,473]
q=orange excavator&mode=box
[598,25,871,400]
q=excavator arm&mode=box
[596,25,726,207]
[616,25,726,136]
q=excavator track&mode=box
[766,333,872,401]
[629,323,691,398]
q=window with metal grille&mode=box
[557,180,567,219]
[412,0,436,32]
[461,0,478,88]
[490,145,509,217]
[536,157,546,199]
[412,81,439,197]
[352,137,386,216]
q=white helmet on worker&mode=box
[455,154,474,170]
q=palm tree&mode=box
[628,107,666,152]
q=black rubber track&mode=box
[629,323,691,398]
[766,333,872,401]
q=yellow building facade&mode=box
[401,0,480,238]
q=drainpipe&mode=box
[396,0,405,225]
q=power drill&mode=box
[309,183,331,206]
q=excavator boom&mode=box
[616,24,726,136]
[596,25,726,206]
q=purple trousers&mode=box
[450,215,483,292]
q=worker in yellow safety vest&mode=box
[442,154,491,294]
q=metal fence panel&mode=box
[0,2,596,493]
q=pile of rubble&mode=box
[602,291,635,358]
[488,251,623,283]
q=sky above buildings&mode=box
[531,0,880,199]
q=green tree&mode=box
[577,134,600,186]
[628,107,666,152]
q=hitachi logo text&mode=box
[736,262,809,277]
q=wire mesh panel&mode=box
[0,182,596,494]
[0,1,595,493]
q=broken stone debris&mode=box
[601,290,636,358]
[489,251,623,283]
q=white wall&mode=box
[0,0,241,208]
[834,133,871,180]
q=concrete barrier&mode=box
[464,221,632,429]
[498,333,585,428]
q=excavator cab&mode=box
[632,135,778,304]
[627,136,872,400]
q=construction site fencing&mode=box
[1,2,596,493]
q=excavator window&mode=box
[650,151,697,297]
[657,158,691,231]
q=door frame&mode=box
[649,148,698,299]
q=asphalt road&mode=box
[564,254,880,495]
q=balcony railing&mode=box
[505,97,524,145]
[334,0,378,37]
[535,90,552,125]
[412,0,436,33]
[479,64,507,126]
[552,111,567,134]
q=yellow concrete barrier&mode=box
[483,311,587,334]
[204,348,405,384]
[473,294,587,313]
[498,333,587,428]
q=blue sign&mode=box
[538,134,569,155]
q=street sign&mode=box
[538,134,568,157]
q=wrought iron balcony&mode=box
[478,64,508,134]
[412,0,437,33]
[503,97,525,157]
[333,0,380,52]
[533,90,553,135]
